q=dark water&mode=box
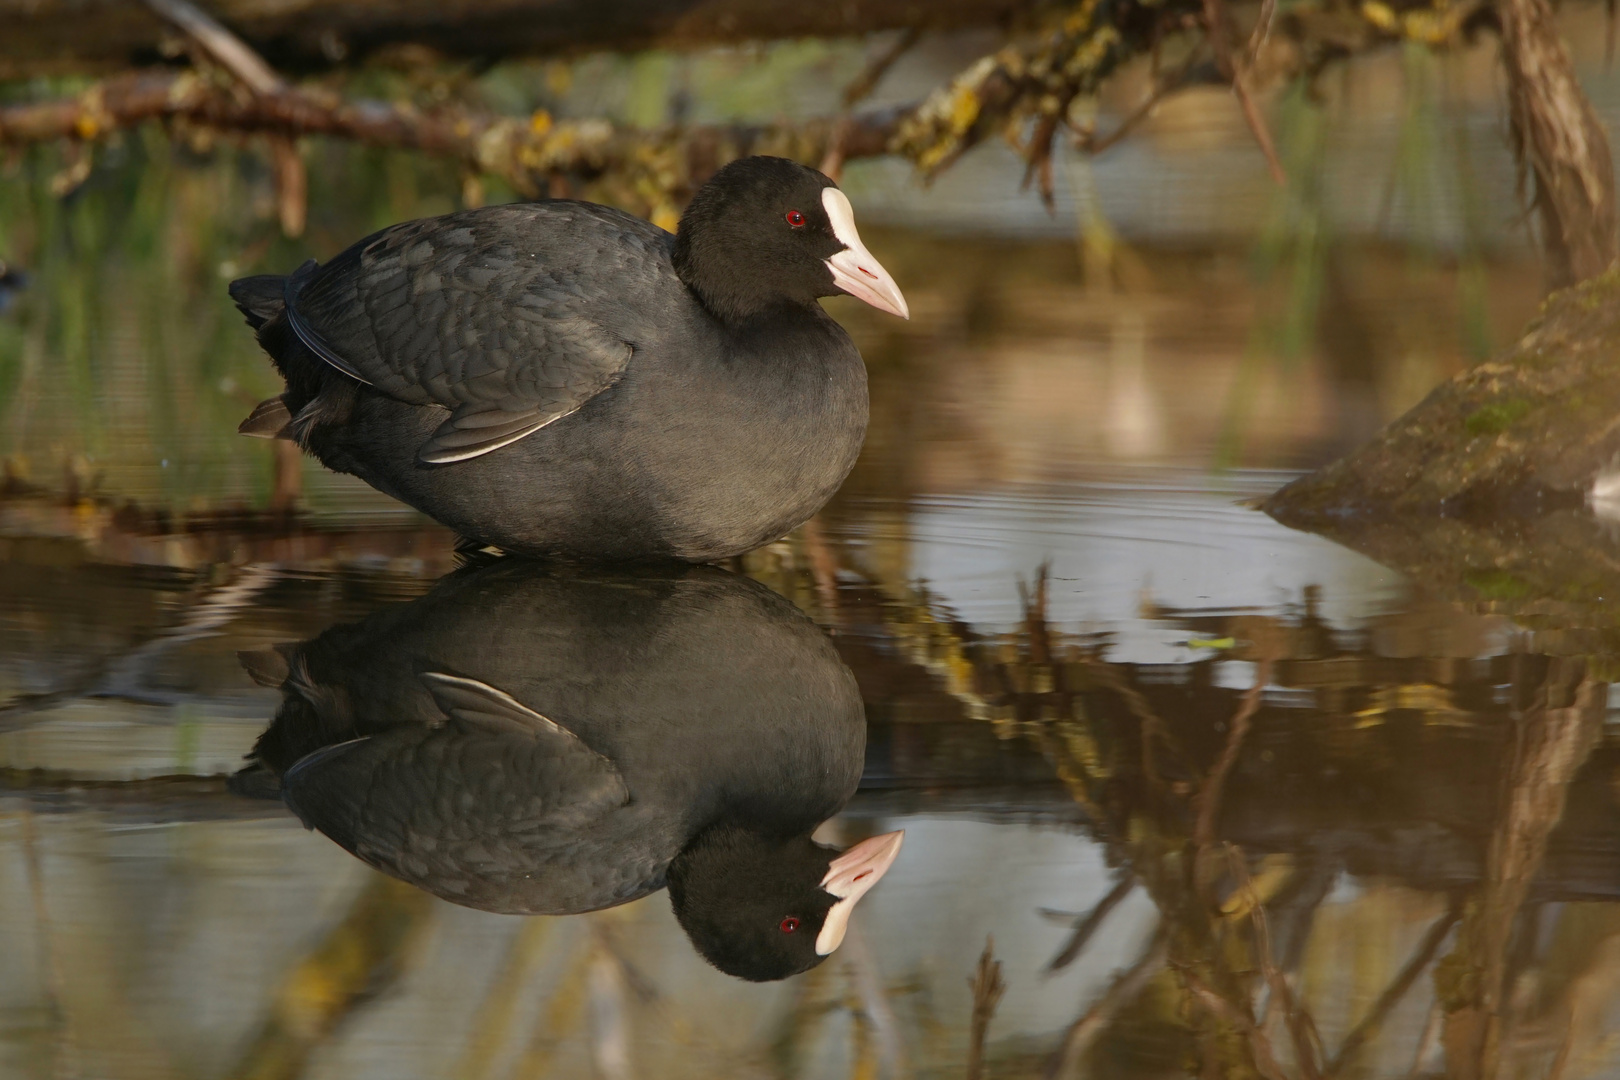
[2,145,1618,1078]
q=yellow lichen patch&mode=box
[892,53,1000,172]
[1219,854,1295,918]
[1066,25,1122,80]
[1360,1,1400,31]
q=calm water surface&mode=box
[1,227,1615,1080]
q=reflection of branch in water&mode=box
[1226,845,1323,1080]
[1326,898,1462,1077]
[1179,966,1291,1080]
[1435,659,1604,1080]
[587,937,634,1080]
[753,549,1620,1076]
[0,562,281,731]
[0,768,281,821]
[19,807,75,1080]
[1264,857,1338,997]
[842,919,909,1079]
[798,515,843,628]
[453,918,552,1080]
[1195,659,1274,849]
[1082,658,1198,792]
[766,959,841,1078]
[510,941,593,1080]
[97,562,282,699]
[225,874,434,1080]
[965,936,1005,1080]
[1043,873,1136,974]
[1046,927,1168,1080]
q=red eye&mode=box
[786,209,806,228]
[780,916,800,933]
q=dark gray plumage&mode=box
[238,560,867,924]
[230,157,908,561]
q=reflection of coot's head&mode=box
[668,825,903,982]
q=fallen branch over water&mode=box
[0,0,1040,79]
[0,0,1492,213]
[0,69,905,202]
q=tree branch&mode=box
[0,0,1044,80]
[0,70,908,201]
[142,0,283,94]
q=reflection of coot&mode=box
[237,560,902,982]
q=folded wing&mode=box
[282,672,631,905]
[284,202,675,464]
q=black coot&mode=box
[235,559,903,981]
[230,156,908,561]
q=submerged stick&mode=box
[967,936,1007,1080]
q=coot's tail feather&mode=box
[229,274,286,330]
[239,395,294,439]
[229,267,360,449]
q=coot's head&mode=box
[668,825,904,981]
[672,156,908,324]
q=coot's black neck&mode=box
[670,819,832,889]
[672,236,826,328]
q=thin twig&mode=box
[1072,47,1203,156]
[1404,1000,1443,1078]
[1193,658,1272,847]
[1227,845,1324,1079]
[1046,928,1167,1080]
[1546,1004,1575,1080]
[1233,73,1287,185]
[1179,967,1291,1080]
[843,921,909,1079]
[1608,0,1617,68]
[966,936,1007,1080]
[19,808,74,1080]
[1199,0,1285,185]
[1025,112,1062,210]
[845,27,923,108]
[1326,899,1462,1076]
[119,2,306,230]
[818,113,855,181]
[1082,658,1198,788]
[798,515,843,628]
[1044,874,1136,974]
[142,0,283,95]
[822,25,923,179]
[1245,0,1279,69]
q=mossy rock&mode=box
[1265,265,1620,523]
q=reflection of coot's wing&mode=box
[282,672,629,901]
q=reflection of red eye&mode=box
[780,916,800,933]
[786,210,806,228]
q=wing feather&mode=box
[284,203,674,463]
